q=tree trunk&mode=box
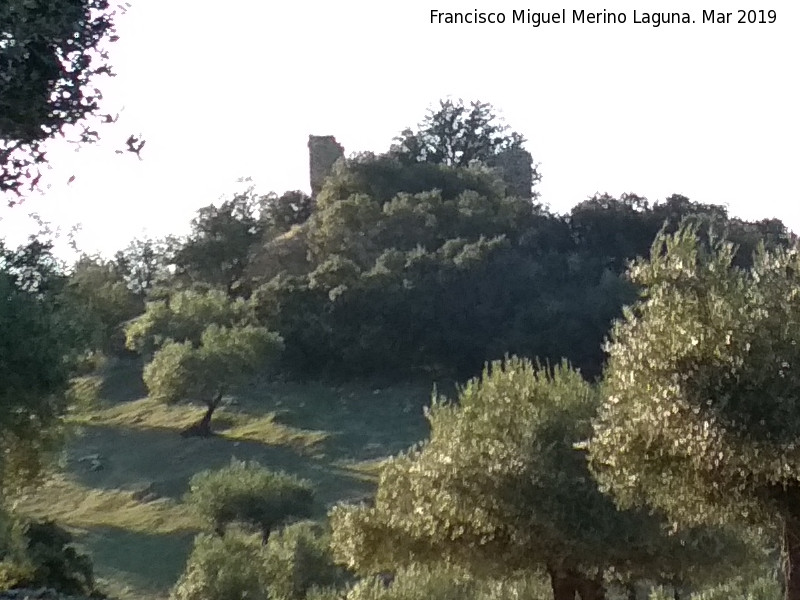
[576,571,606,600]
[625,583,637,600]
[260,525,271,544]
[784,508,800,600]
[180,391,222,437]
[213,519,225,537]
[548,567,577,600]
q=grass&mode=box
[334,456,392,481]
[14,475,199,535]
[69,397,327,453]
[14,358,434,600]
[221,414,328,451]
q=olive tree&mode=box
[143,323,282,436]
[185,460,313,541]
[125,289,252,357]
[589,227,800,599]
[330,358,750,600]
[126,289,282,435]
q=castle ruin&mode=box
[308,135,345,197]
[308,135,535,199]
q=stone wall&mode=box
[307,134,535,199]
[487,147,535,199]
[308,135,344,197]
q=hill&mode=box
[15,358,435,599]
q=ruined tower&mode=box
[307,134,534,199]
[487,147,535,199]
[308,135,345,197]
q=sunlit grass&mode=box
[221,414,328,452]
[49,358,433,597]
[69,397,327,452]
[334,457,390,482]
[13,475,199,535]
[69,397,206,431]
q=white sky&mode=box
[1,0,798,260]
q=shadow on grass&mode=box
[235,380,436,462]
[54,378,447,599]
[99,357,148,404]
[75,525,195,595]
[66,424,374,507]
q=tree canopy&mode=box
[1,0,120,197]
[590,227,800,599]
[390,99,528,169]
[330,357,755,600]
[126,289,283,435]
[185,460,314,541]
[0,239,80,489]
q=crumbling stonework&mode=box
[487,147,535,199]
[307,134,535,199]
[308,135,344,197]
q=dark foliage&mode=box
[1,0,120,198]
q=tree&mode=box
[125,289,282,435]
[63,254,142,353]
[261,190,315,234]
[0,519,96,595]
[589,227,800,599]
[172,187,265,297]
[391,99,526,168]
[1,0,120,198]
[113,236,174,300]
[389,99,540,199]
[330,358,751,600]
[125,289,252,356]
[185,460,314,541]
[171,530,270,600]
[142,323,282,436]
[0,238,76,490]
[172,521,347,600]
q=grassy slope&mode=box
[15,358,435,599]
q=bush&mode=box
[264,521,350,600]
[647,574,782,600]
[172,530,269,600]
[173,523,349,600]
[0,519,95,596]
[346,564,475,600]
[346,564,550,600]
[185,460,314,540]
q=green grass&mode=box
[15,358,434,600]
[69,397,327,453]
[15,475,199,534]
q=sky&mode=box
[1,0,798,260]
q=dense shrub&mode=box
[173,523,349,600]
[264,521,350,600]
[0,519,95,596]
[185,460,314,540]
[346,564,550,600]
[171,530,269,600]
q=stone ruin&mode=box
[487,146,536,200]
[308,135,344,197]
[308,135,535,199]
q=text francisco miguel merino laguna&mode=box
[429,9,777,27]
